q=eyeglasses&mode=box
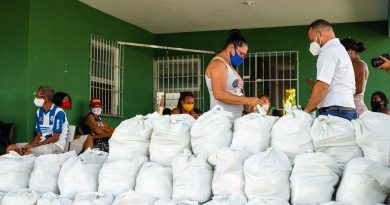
[235,47,247,58]
[36,95,45,99]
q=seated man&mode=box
[260,95,283,117]
[6,86,67,156]
[81,99,114,152]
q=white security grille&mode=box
[238,51,299,110]
[153,54,204,114]
[89,35,124,116]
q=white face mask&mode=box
[34,97,44,107]
[92,107,102,115]
[309,34,322,56]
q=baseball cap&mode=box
[90,98,102,107]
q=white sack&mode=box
[0,151,36,192]
[153,199,199,205]
[245,198,290,205]
[58,149,108,199]
[244,147,292,201]
[172,149,213,203]
[109,112,159,160]
[150,114,195,166]
[203,195,246,205]
[207,148,250,203]
[135,161,173,199]
[29,151,77,194]
[270,109,313,160]
[154,199,177,205]
[1,188,38,205]
[290,152,341,205]
[336,158,390,205]
[98,156,147,197]
[73,192,114,205]
[191,105,234,159]
[352,111,390,166]
[36,192,73,205]
[311,115,362,171]
[0,192,4,203]
[112,190,157,205]
[231,113,278,154]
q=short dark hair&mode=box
[372,91,389,107]
[308,19,332,31]
[38,86,55,102]
[53,92,72,109]
[162,108,171,115]
[223,29,248,50]
[341,38,366,53]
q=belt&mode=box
[318,106,356,113]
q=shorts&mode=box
[16,143,62,156]
[64,135,88,155]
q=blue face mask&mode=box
[229,47,245,67]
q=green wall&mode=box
[0,0,30,142]
[1,0,155,143]
[156,21,390,110]
[2,0,390,145]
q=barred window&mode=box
[153,55,204,114]
[89,35,124,116]
[238,51,299,110]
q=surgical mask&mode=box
[62,101,71,109]
[230,47,245,67]
[92,107,102,115]
[34,98,44,107]
[309,34,322,56]
[183,104,194,112]
[371,101,382,111]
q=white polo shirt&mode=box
[316,38,356,109]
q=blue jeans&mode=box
[319,107,358,121]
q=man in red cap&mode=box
[81,98,114,152]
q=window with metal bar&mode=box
[90,35,124,116]
[153,54,204,114]
[238,51,299,111]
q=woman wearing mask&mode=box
[171,91,198,119]
[81,99,114,152]
[371,91,390,115]
[205,29,264,119]
[341,38,369,115]
[53,92,93,154]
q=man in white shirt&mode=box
[304,19,358,120]
[6,86,68,156]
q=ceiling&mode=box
[79,0,388,34]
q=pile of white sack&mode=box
[0,108,390,205]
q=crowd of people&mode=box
[3,19,390,157]
[6,86,114,156]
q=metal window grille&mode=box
[238,51,299,110]
[153,54,204,114]
[89,35,124,116]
